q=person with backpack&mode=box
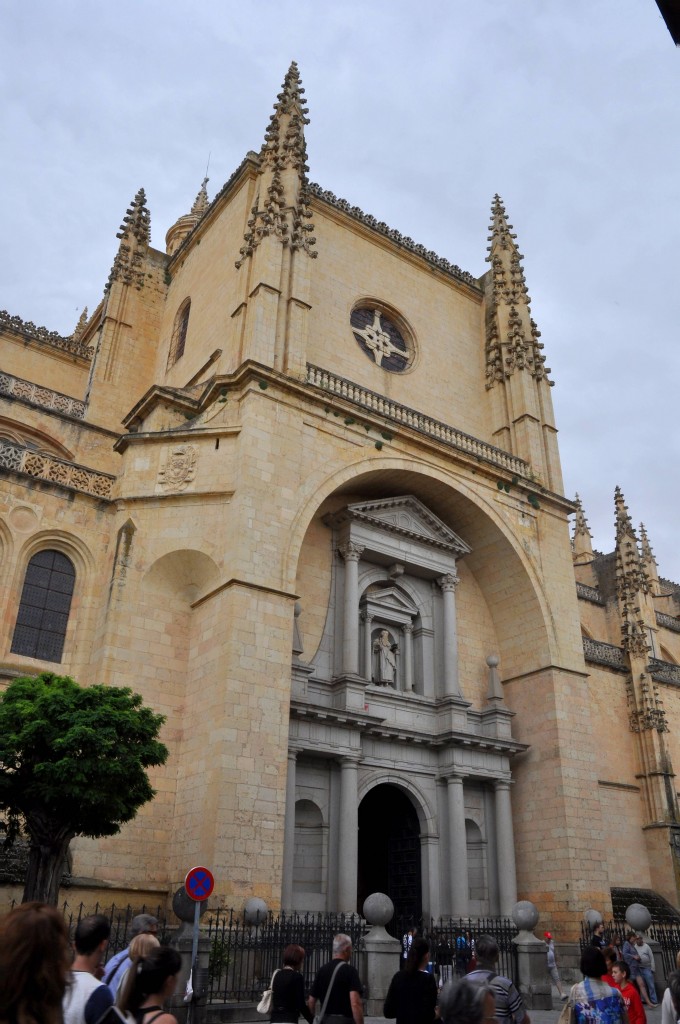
[465,934,530,1024]
[567,947,628,1024]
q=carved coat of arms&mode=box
[158,444,198,491]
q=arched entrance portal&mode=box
[357,784,422,923]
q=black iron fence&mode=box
[423,917,519,986]
[7,898,169,961]
[579,920,680,978]
[205,908,365,1003]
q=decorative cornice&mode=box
[484,195,552,390]
[333,495,471,558]
[308,182,479,289]
[0,309,94,359]
[107,188,151,291]
[236,62,317,268]
[0,371,86,419]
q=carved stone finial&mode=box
[486,654,504,702]
[165,177,211,255]
[236,62,317,268]
[191,176,210,217]
[572,493,594,564]
[484,195,552,390]
[72,307,89,342]
[107,188,151,291]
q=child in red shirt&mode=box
[612,960,646,1024]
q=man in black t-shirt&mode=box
[308,933,364,1024]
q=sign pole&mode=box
[183,866,215,1024]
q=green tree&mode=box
[0,672,168,904]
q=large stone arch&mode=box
[358,770,435,834]
[285,457,559,680]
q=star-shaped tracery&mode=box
[350,307,409,371]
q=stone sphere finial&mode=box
[243,896,269,925]
[512,900,539,932]
[584,909,603,929]
[363,892,394,926]
[625,903,651,933]
[486,654,500,668]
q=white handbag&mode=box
[257,970,280,1015]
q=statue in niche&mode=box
[374,629,398,685]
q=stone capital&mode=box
[339,541,365,562]
[437,571,459,592]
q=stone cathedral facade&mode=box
[2,64,680,934]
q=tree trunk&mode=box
[22,815,74,905]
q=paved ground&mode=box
[366,998,664,1024]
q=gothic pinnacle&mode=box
[639,523,655,563]
[574,493,592,537]
[116,188,151,247]
[236,62,317,268]
[72,307,89,341]
[107,188,151,290]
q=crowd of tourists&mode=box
[3,903,680,1024]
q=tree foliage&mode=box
[0,672,168,903]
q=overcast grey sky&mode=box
[2,0,679,581]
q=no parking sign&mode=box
[185,865,215,902]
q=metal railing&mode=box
[579,919,680,977]
[205,908,365,1003]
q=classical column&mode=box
[339,542,364,675]
[281,748,298,910]
[403,622,414,692]
[363,611,374,682]
[337,756,360,912]
[437,572,461,697]
[447,774,469,917]
[494,779,518,915]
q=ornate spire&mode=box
[484,195,551,390]
[614,486,652,655]
[236,61,317,268]
[166,177,211,256]
[572,493,594,563]
[107,188,151,291]
[72,307,89,342]
[639,522,660,592]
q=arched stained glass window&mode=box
[11,550,76,662]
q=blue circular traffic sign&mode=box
[185,865,214,901]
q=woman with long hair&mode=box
[0,901,71,1024]
[270,944,313,1024]
[118,946,182,1024]
[114,934,161,1009]
[384,937,438,1024]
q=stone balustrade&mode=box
[656,611,680,633]
[306,364,529,476]
[649,658,680,685]
[0,309,93,359]
[0,439,113,499]
[582,636,627,671]
[0,371,86,419]
[576,581,605,604]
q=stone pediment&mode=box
[363,584,419,617]
[344,496,471,557]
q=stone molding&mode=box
[0,309,94,359]
[308,183,478,289]
[0,371,86,419]
[306,363,528,476]
[0,439,113,499]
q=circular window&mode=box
[350,304,413,372]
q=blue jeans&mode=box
[639,967,657,1003]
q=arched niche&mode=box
[141,548,220,604]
